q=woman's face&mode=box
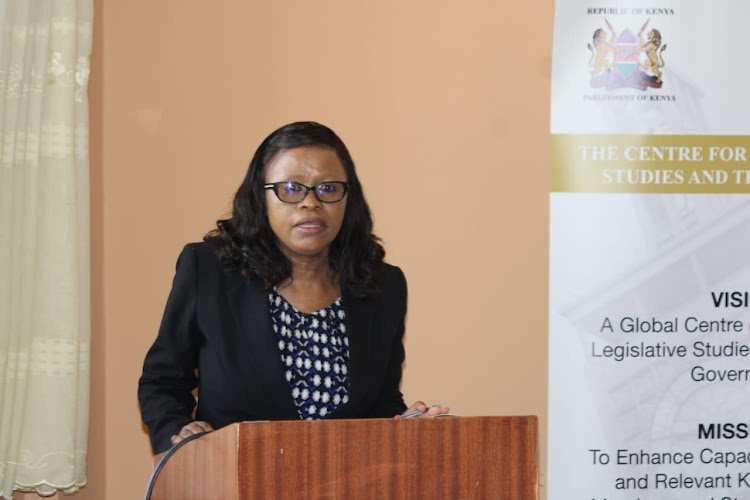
[264,146,348,260]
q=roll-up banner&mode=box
[549,1,750,499]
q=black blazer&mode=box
[138,242,408,453]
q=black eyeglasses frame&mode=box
[264,181,351,204]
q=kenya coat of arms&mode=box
[588,19,667,91]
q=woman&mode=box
[138,122,447,456]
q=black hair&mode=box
[205,121,385,298]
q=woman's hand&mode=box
[152,421,215,466]
[396,401,450,418]
[170,420,214,446]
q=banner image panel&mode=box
[549,1,750,498]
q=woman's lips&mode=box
[294,218,327,233]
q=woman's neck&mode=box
[283,249,332,285]
[276,248,340,313]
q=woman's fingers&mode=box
[399,401,450,418]
[170,421,215,445]
[192,421,215,433]
[403,401,427,414]
[423,404,450,416]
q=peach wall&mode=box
[63,1,552,498]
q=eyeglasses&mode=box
[264,181,351,204]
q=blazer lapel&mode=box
[338,287,376,415]
[225,274,299,419]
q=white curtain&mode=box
[0,0,92,497]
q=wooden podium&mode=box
[150,416,538,499]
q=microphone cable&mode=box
[143,431,211,500]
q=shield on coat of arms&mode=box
[614,29,639,78]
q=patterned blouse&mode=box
[269,288,350,419]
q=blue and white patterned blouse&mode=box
[269,288,350,419]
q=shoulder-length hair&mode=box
[205,121,385,298]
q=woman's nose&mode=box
[299,188,321,209]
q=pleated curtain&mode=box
[0,0,92,497]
